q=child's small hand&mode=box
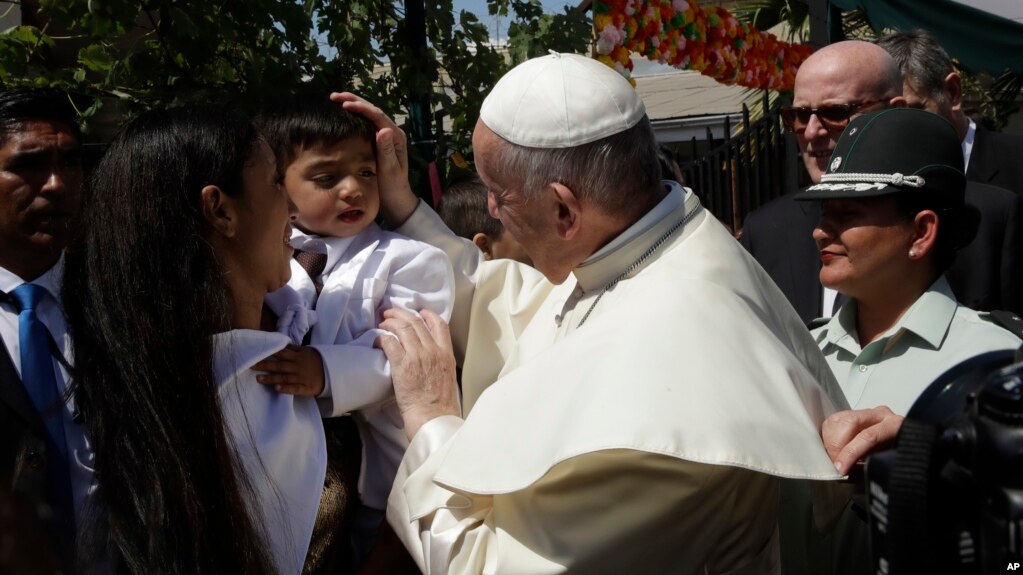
[253,345,326,396]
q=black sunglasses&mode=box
[779,99,888,131]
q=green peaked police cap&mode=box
[796,108,966,202]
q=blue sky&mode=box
[314,1,580,58]
[452,0,580,40]
[452,0,578,16]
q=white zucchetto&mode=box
[479,52,646,149]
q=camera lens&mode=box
[977,369,1023,426]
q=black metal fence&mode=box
[680,92,797,233]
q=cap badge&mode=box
[830,156,842,171]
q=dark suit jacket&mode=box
[949,182,1023,314]
[968,128,1023,196]
[0,338,72,562]
[740,182,1023,322]
[740,193,822,324]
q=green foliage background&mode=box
[0,0,591,163]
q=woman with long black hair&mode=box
[63,106,326,574]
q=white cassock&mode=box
[387,184,851,574]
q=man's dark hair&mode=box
[439,174,504,240]
[876,30,955,106]
[256,93,376,169]
[0,88,82,145]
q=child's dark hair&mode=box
[439,173,504,240]
[257,93,376,168]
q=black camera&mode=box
[866,347,1023,574]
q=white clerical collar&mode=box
[289,227,358,276]
[584,181,684,264]
[963,117,976,170]
[574,183,695,293]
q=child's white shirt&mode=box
[267,223,455,511]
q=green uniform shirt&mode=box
[811,276,1021,415]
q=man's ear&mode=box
[472,232,494,260]
[889,96,908,109]
[201,185,237,238]
[945,72,963,111]
[909,209,939,260]
[549,182,582,240]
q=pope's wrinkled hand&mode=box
[376,308,460,439]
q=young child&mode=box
[439,173,533,266]
[255,95,454,559]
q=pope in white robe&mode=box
[385,183,849,574]
[338,52,851,575]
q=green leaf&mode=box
[2,26,42,45]
[78,43,114,72]
[0,0,602,176]
[303,0,320,18]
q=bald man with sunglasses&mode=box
[742,40,1023,322]
[741,42,903,324]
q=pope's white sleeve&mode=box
[385,415,464,573]
[388,436,782,575]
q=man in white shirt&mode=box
[0,88,86,564]
[338,53,849,574]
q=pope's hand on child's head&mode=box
[253,345,326,397]
[330,92,419,227]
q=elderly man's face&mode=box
[0,119,82,279]
[473,121,565,281]
[792,60,890,184]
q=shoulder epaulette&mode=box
[806,317,831,331]
[989,310,1023,339]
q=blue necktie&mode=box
[11,284,73,523]
[11,284,67,451]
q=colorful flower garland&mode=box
[593,0,812,91]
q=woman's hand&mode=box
[822,406,904,475]
[330,92,419,227]
[253,345,326,396]
[376,308,460,440]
